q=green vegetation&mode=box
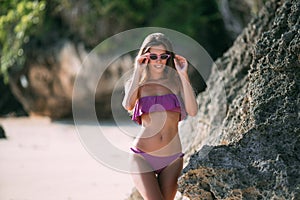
[0,0,46,83]
[0,0,232,82]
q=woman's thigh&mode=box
[131,172,164,200]
[158,158,183,200]
[130,154,164,200]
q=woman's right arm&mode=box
[122,55,148,110]
[122,69,141,110]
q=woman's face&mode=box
[147,45,170,73]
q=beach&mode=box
[0,117,137,200]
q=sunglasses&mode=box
[147,53,171,60]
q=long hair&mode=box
[135,33,180,85]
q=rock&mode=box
[218,0,265,39]
[9,40,133,119]
[9,41,80,119]
[126,188,143,200]
[179,0,300,199]
[0,125,6,139]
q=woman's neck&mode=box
[148,72,165,81]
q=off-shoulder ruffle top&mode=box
[132,93,187,125]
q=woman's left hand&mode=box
[174,55,188,75]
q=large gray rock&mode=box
[0,125,6,139]
[178,0,300,199]
[9,41,132,119]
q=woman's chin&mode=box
[151,64,165,71]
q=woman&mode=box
[122,33,198,200]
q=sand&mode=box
[0,117,138,200]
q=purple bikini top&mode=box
[132,93,187,125]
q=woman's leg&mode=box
[130,154,164,200]
[131,172,164,200]
[157,157,183,200]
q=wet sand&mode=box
[0,117,137,200]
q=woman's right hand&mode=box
[135,54,149,73]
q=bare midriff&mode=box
[133,110,182,157]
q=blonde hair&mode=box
[135,33,180,86]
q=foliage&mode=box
[0,0,46,83]
[0,0,244,82]
[48,0,157,47]
[147,0,231,58]
[48,0,230,57]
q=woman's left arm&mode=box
[174,55,198,116]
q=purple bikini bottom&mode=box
[130,147,184,174]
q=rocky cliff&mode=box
[178,0,300,199]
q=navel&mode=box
[159,133,163,141]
